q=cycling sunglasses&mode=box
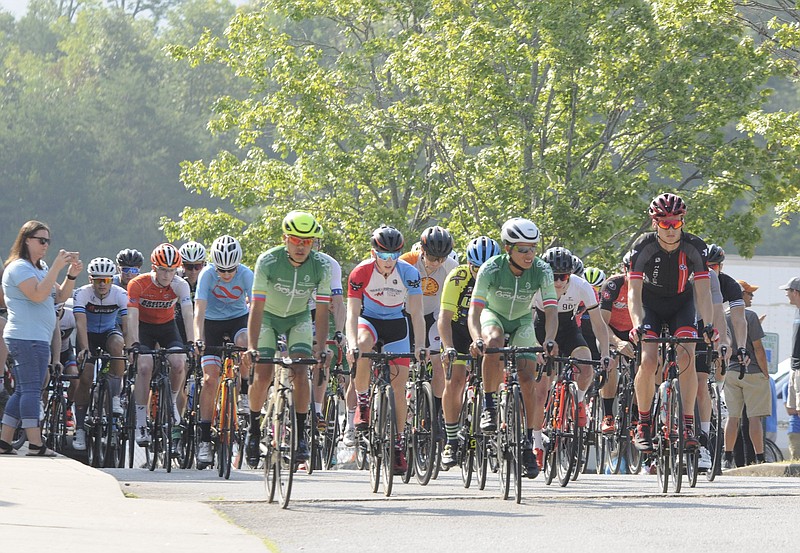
[513,245,536,254]
[216,267,237,274]
[656,219,684,230]
[183,263,204,271]
[120,267,140,275]
[91,277,113,284]
[554,273,571,282]
[374,250,401,261]
[286,235,314,247]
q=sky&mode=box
[0,0,27,17]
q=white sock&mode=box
[533,430,543,450]
[314,402,323,415]
[136,405,146,428]
[577,387,586,403]
[701,422,711,435]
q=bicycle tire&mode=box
[668,378,684,493]
[221,381,237,479]
[124,386,137,468]
[590,393,604,475]
[277,390,296,509]
[497,388,511,500]
[87,382,104,468]
[542,387,558,486]
[161,379,174,474]
[381,386,396,497]
[355,431,368,470]
[146,384,159,471]
[764,437,784,463]
[706,382,723,481]
[368,388,382,494]
[556,383,578,487]
[509,386,524,504]
[458,389,476,488]
[413,381,436,486]
[178,379,199,470]
[322,393,339,470]
[45,394,67,453]
[101,384,122,468]
[263,399,277,503]
[305,409,318,475]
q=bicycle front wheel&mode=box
[321,393,339,470]
[368,389,382,494]
[667,379,684,494]
[219,381,237,480]
[160,381,174,474]
[556,384,578,487]
[706,382,723,481]
[277,391,296,509]
[458,388,477,488]
[413,382,436,486]
[508,386,524,504]
[380,386,396,497]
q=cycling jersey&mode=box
[471,254,557,320]
[309,251,343,311]
[195,264,253,321]
[599,274,632,332]
[399,251,458,316]
[252,246,332,317]
[347,258,422,320]
[72,284,128,334]
[718,271,745,308]
[628,231,709,297]
[533,273,597,315]
[127,273,192,325]
[440,264,474,326]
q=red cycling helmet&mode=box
[648,193,687,219]
[151,243,182,269]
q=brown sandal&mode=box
[26,443,56,457]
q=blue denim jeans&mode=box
[2,339,49,429]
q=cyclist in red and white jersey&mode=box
[127,243,195,446]
[628,193,716,452]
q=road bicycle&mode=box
[42,362,80,454]
[176,353,201,469]
[577,362,608,476]
[603,352,642,475]
[320,338,348,470]
[258,342,318,509]
[406,354,437,486]
[81,349,129,468]
[445,350,483,489]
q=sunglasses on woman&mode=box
[183,263,204,271]
[29,236,51,245]
[656,219,684,230]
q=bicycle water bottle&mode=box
[658,381,668,422]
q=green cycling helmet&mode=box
[282,211,323,238]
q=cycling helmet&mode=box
[584,267,606,288]
[150,243,182,269]
[448,250,459,263]
[706,243,725,265]
[179,241,206,263]
[622,251,632,271]
[282,210,323,238]
[116,248,144,267]
[572,255,584,277]
[542,247,574,274]
[370,225,404,253]
[87,257,117,278]
[411,241,423,253]
[466,236,501,267]
[211,235,243,270]
[648,192,687,219]
[500,218,540,244]
[420,226,454,258]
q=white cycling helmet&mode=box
[179,241,206,263]
[211,235,243,270]
[87,257,117,278]
[500,218,540,244]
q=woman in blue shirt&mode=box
[0,220,82,455]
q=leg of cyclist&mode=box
[343,373,357,447]
[72,361,92,451]
[695,358,713,470]
[600,355,620,434]
[134,353,154,445]
[106,332,126,415]
[478,323,504,433]
[198,354,221,466]
[287,317,317,463]
[676,336,698,448]
[633,340,659,452]
[167,350,187,424]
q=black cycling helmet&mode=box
[706,243,725,265]
[116,248,144,267]
[542,247,575,274]
[370,225,404,253]
[420,226,454,258]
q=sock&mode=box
[724,451,733,462]
[526,428,533,444]
[200,421,212,442]
[533,430,543,450]
[136,404,147,428]
[171,392,180,414]
[684,414,694,431]
[638,410,651,426]
[314,402,323,416]
[296,412,307,434]
[577,387,586,403]
[603,398,614,417]
[701,421,711,435]
[75,405,88,430]
[756,453,765,463]
[347,408,355,429]
[240,379,249,395]
[445,422,459,444]
[250,410,261,429]
[356,391,369,407]
[484,392,496,411]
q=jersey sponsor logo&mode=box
[613,301,627,309]
[303,275,311,283]
[420,276,440,296]
[449,268,469,284]
[406,278,421,289]
[86,304,119,315]
[350,281,364,292]
[601,290,612,300]
[273,282,311,298]
[606,280,616,290]
[212,284,245,300]
[139,298,177,309]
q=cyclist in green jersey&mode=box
[245,211,332,466]
[467,218,559,478]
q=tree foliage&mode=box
[169,0,800,270]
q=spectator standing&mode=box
[780,276,800,461]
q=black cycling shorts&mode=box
[204,314,249,350]
[641,289,697,339]
[139,320,184,351]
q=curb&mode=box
[723,462,800,477]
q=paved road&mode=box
[100,464,800,552]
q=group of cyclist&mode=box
[25,191,756,487]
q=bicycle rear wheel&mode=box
[556,384,578,487]
[413,382,436,486]
[706,382,723,481]
[380,387,396,497]
[277,392,296,508]
[508,386,524,504]
[368,389,383,494]
[160,381,174,474]
[764,438,784,462]
[458,389,477,488]
[220,381,237,480]
[590,393,604,475]
[542,388,557,486]
[321,393,339,470]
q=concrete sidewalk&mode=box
[0,446,268,553]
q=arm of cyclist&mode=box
[73,310,91,363]
[407,294,428,361]
[541,304,559,361]
[587,305,611,366]
[693,276,717,342]
[193,298,207,355]
[246,297,265,362]
[345,296,362,366]
[627,277,645,344]
[313,301,330,363]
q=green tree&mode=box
[169,0,800,269]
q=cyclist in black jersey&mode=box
[628,193,717,452]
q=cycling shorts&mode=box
[695,342,711,374]
[88,329,123,355]
[480,309,538,360]
[358,315,411,367]
[204,314,248,350]
[641,289,697,339]
[450,322,472,356]
[139,320,184,351]
[535,315,587,358]
[257,310,313,359]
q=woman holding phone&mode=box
[0,220,82,455]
